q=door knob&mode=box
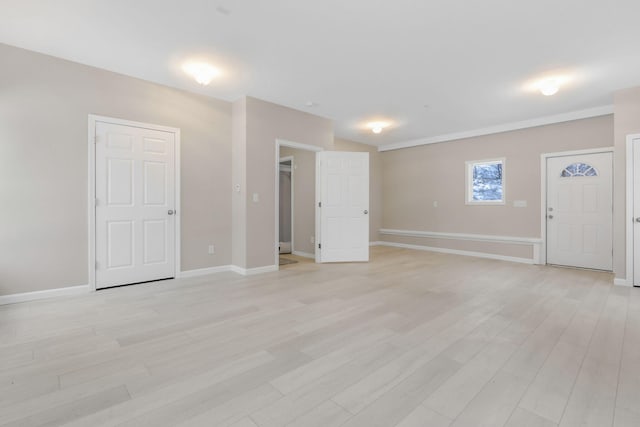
[168,210,175,215]
[548,215,553,219]
[364,210,368,214]
[636,217,640,223]
[548,207,554,212]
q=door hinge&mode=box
[318,202,322,208]
[95,260,99,269]
[94,198,98,207]
[318,243,321,249]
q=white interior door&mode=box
[632,139,640,285]
[95,121,176,289]
[317,151,369,263]
[546,152,612,270]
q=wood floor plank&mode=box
[0,247,624,427]
[559,288,628,427]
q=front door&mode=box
[546,152,612,270]
[317,151,369,263]
[95,120,177,289]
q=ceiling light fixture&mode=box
[368,122,389,134]
[182,62,220,85]
[539,78,560,96]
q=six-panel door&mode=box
[317,151,369,263]
[95,122,176,289]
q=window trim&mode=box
[465,157,506,205]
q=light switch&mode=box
[513,200,527,208]
[433,201,438,208]
[252,193,260,203]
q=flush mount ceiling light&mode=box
[539,78,560,96]
[368,121,389,134]
[524,74,573,97]
[182,62,221,85]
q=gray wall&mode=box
[234,96,333,269]
[0,43,232,296]
[381,115,614,259]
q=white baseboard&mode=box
[230,265,279,276]
[378,241,534,265]
[369,241,383,246]
[179,265,233,278]
[292,251,315,259]
[0,284,90,306]
[614,277,632,287]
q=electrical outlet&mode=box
[310,236,315,244]
[208,245,215,254]
[433,201,438,208]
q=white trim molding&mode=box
[0,285,90,306]
[379,228,543,264]
[379,105,614,152]
[614,278,632,287]
[182,264,281,277]
[230,265,279,276]
[625,134,640,287]
[180,265,234,278]
[377,241,534,265]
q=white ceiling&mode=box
[2,0,639,147]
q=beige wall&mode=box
[280,147,316,255]
[232,98,247,268]
[381,115,613,257]
[0,43,232,296]
[613,86,640,279]
[334,138,382,243]
[235,96,333,268]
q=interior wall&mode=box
[613,86,640,279]
[381,115,613,258]
[334,138,383,243]
[231,98,247,269]
[0,43,232,296]
[242,96,333,268]
[279,147,316,256]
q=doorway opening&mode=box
[274,139,322,268]
[278,157,293,255]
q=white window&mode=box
[466,158,505,204]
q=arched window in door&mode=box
[561,162,598,177]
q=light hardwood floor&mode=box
[1,246,638,426]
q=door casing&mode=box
[274,139,322,268]
[625,134,640,286]
[88,115,181,291]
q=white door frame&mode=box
[625,134,640,286]
[540,146,614,266]
[279,155,294,254]
[88,114,181,291]
[274,139,322,268]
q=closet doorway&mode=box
[275,139,322,267]
[279,157,294,255]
